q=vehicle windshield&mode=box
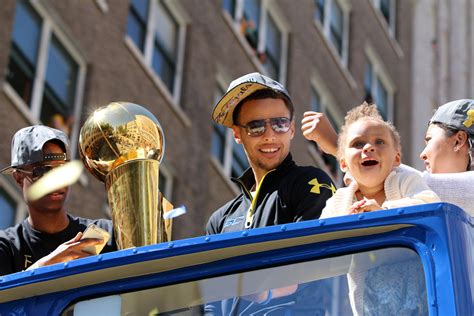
[64,247,427,315]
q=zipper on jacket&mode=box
[244,169,275,228]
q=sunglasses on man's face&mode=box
[237,117,292,137]
[16,165,60,181]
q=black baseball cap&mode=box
[211,72,291,128]
[430,99,474,147]
[0,125,70,174]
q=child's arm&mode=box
[301,111,338,156]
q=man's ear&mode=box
[232,126,242,144]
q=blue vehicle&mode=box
[0,202,472,315]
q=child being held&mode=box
[321,102,440,218]
[321,102,440,316]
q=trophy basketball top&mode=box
[79,102,165,182]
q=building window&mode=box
[309,87,342,182]
[158,163,173,201]
[125,0,186,101]
[222,0,237,18]
[0,187,17,229]
[6,0,86,156]
[364,59,392,121]
[372,0,396,36]
[262,14,281,79]
[329,1,343,56]
[127,0,149,52]
[211,84,250,178]
[313,0,350,66]
[224,0,288,82]
[0,179,26,229]
[314,0,325,24]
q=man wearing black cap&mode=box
[205,73,335,314]
[0,125,116,275]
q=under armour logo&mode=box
[463,109,474,128]
[308,178,336,195]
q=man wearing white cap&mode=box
[206,73,335,314]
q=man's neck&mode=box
[27,209,70,234]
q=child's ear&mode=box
[339,157,348,172]
[393,151,401,167]
[232,126,242,144]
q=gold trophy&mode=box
[79,102,171,249]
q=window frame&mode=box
[158,163,173,201]
[308,74,344,185]
[371,0,396,38]
[4,0,87,159]
[314,0,350,68]
[125,0,188,107]
[210,75,250,181]
[224,0,289,84]
[364,45,395,122]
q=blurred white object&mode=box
[26,160,83,201]
[163,205,186,219]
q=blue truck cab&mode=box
[0,202,472,315]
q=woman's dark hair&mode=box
[433,122,472,171]
[232,89,294,125]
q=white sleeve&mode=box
[383,171,440,209]
[422,171,474,216]
[320,196,337,219]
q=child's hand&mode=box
[349,199,382,214]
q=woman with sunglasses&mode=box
[302,99,474,215]
[206,72,336,315]
[0,125,117,275]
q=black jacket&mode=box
[0,215,117,275]
[206,154,335,235]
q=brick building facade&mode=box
[0,0,413,240]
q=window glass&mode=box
[151,2,177,92]
[375,79,388,119]
[231,142,249,178]
[241,0,261,51]
[314,0,325,24]
[309,88,340,179]
[263,14,281,79]
[65,247,427,315]
[158,171,168,196]
[0,187,16,229]
[127,0,150,51]
[310,88,322,112]
[211,123,227,164]
[7,0,42,106]
[380,0,391,25]
[364,61,373,103]
[41,36,78,134]
[11,0,41,67]
[329,0,343,55]
[364,59,389,120]
[222,0,236,18]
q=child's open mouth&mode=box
[361,159,379,166]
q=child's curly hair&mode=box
[337,102,401,159]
